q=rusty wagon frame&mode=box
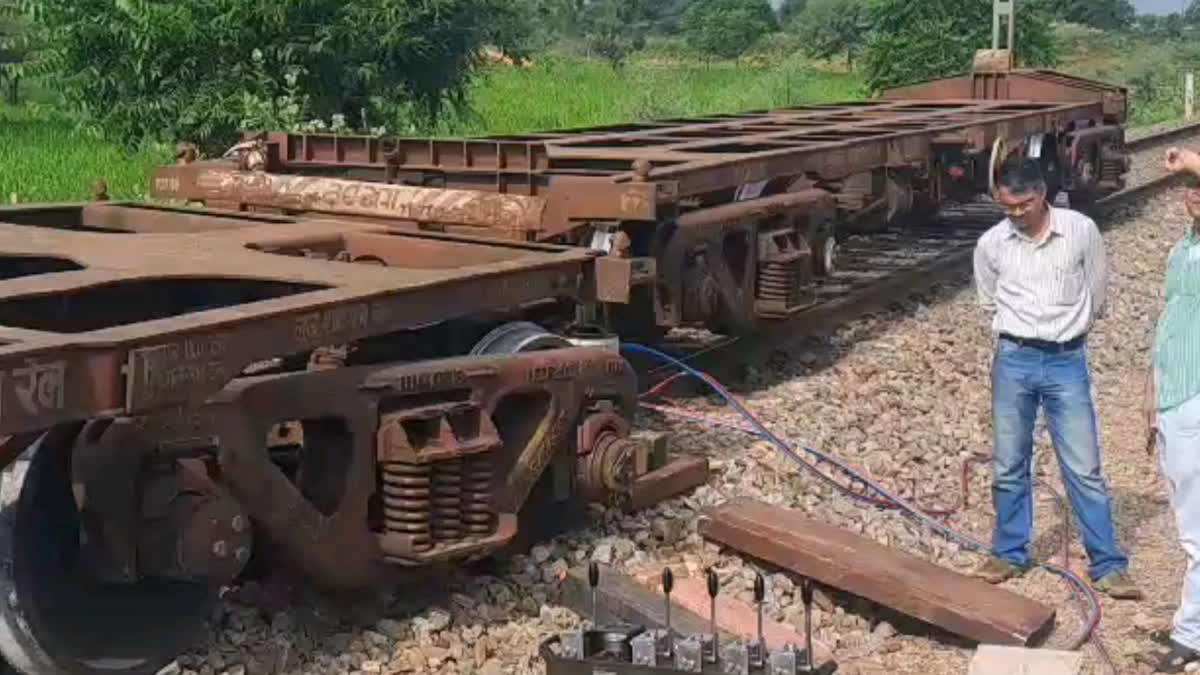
[0,202,705,675]
[151,61,1130,340]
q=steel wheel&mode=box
[469,321,571,356]
[0,427,213,675]
[814,235,837,277]
[988,136,1009,195]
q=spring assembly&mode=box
[380,462,433,552]
[431,459,464,541]
[462,454,495,537]
[756,260,802,307]
[1101,158,1125,182]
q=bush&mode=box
[578,0,655,69]
[17,0,534,151]
[681,0,779,61]
[861,0,1059,93]
[793,0,871,69]
[1032,0,1136,31]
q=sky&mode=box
[1136,0,1189,13]
[764,0,1186,15]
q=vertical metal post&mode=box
[993,0,1016,50]
[1187,72,1195,120]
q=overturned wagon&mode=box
[0,202,706,675]
[151,50,1130,341]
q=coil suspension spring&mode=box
[757,260,801,305]
[462,454,494,537]
[431,459,463,541]
[1101,157,1125,182]
[380,462,432,552]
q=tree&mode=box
[1136,13,1161,35]
[0,0,32,104]
[16,0,535,150]
[778,0,807,24]
[644,0,692,35]
[578,0,655,68]
[1187,0,1200,25]
[794,0,870,69]
[861,0,1058,93]
[1033,0,1135,30]
[1162,11,1186,38]
[1135,11,1185,37]
[680,0,779,60]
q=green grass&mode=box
[0,105,169,202]
[431,55,864,135]
[1052,23,1200,127]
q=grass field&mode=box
[434,55,863,135]
[0,105,169,203]
[1053,24,1200,127]
[0,30,1194,203]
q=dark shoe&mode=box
[970,557,1027,584]
[1152,628,1174,647]
[1094,570,1144,600]
[1134,638,1200,673]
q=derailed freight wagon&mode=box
[0,203,706,675]
[0,2,1133,673]
[150,1,1130,342]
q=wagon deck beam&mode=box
[0,202,604,436]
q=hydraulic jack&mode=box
[541,563,838,674]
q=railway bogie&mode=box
[0,202,707,675]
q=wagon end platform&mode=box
[0,201,614,437]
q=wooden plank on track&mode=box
[698,498,1056,647]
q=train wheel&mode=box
[813,234,838,277]
[0,427,212,675]
[1026,133,1062,205]
[469,320,573,356]
[988,137,1009,195]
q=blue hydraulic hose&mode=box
[620,341,1104,654]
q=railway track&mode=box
[1127,118,1200,150]
[640,122,1200,382]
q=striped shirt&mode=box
[973,207,1107,343]
[1153,228,1200,412]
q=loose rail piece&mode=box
[698,498,1056,646]
[560,563,713,637]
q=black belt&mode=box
[999,332,1087,352]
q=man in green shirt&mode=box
[1140,147,1200,672]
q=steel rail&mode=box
[1127,119,1200,151]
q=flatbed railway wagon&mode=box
[0,201,707,675]
[149,30,1131,342]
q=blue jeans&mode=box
[990,337,1128,581]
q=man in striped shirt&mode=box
[1139,147,1200,672]
[971,157,1141,600]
